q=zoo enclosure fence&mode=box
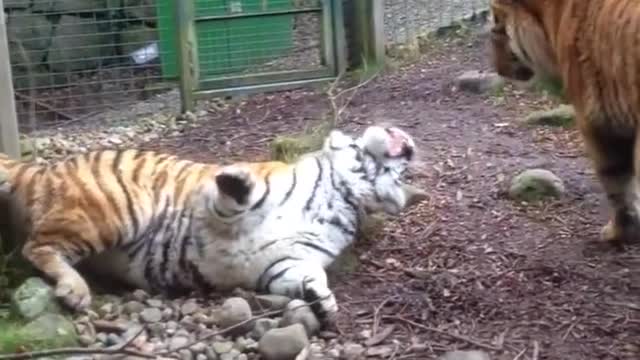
[0,0,490,158]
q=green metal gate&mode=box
[164,0,346,111]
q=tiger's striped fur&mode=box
[489,0,640,245]
[0,125,421,322]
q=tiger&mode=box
[489,0,640,245]
[0,125,425,324]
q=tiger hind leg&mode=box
[583,124,640,245]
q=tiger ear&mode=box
[402,183,429,208]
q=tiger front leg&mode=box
[258,260,338,326]
[214,166,257,217]
[22,241,92,311]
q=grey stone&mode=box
[11,277,61,320]
[162,307,175,320]
[213,341,234,354]
[249,294,292,311]
[191,342,207,353]
[96,333,108,344]
[220,350,241,360]
[119,24,158,55]
[193,313,213,325]
[258,324,309,360]
[196,355,208,360]
[342,343,365,359]
[509,169,565,202]
[365,345,394,357]
[97,303,114,317]
[22,313,78,347]
[218,297,254,336]
[169,335,190,351]
[454,70,505,94]
[147,323,165,338]
[123,300,145,314]
[280,300,320,336]
[145,299,164,308]
[48,15,116,72]
[524,104,575,127]
[181,301,199,316]
[440,350,491,360]
[179,349,194,360]
[205,346,220,360]
[140,307,163,323]
[130,289,150,302]
[105,333,121,346]
[250,318,280,340]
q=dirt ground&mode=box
[139,30,640,360]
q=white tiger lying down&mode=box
[0,125,423,325]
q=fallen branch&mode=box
[387,315,502,352]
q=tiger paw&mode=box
[215,167,255,206]
[54,276,92,311]
[302,286,338,327]
[600,219,639,244]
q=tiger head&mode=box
[489,0,560,83]
[321,125,425,215]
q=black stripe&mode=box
[251,171,272,211]
[213,203,242,218]
[113,150,140,242]
[188,261,214,292]
[264,266,293,293]
[278,168,297,206]
[294,241,337,258]
[259,239,281,251]
[256,256,301,290]
[304,158,323,211]
[328,216,356,236]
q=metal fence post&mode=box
[175,0,198,113]
[0,2,20,159]
[344,0,385,69]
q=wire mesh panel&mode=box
[385,0,490,46]
[189,0,344,98]
[5,0,176,132]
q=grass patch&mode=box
[0,316,75,354]
[530,76,566,101]
[270,121,332,163]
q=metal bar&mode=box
[194,77,336,100]
[195,7,323,22]
[0,2,21,159]
[199,68,333,90]
[331,0,347,74]
[176,0,197,113]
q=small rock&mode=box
[105,333,121,346]
[140,308,163,323]
[123,301,145,314]
[365,345,394,357]
[197,354,208,360]
[509,169,565,201]
[205,346,220,360]
[97,303,114,317]
[148,323,165,338]
[250,318,280,340]
[454,70,504,94]
[342,343,365,359]
[237,355,248,360]
[146,299,164,308]
[218,297,254,336]
[193,313,213,325]
[259,324,309,360]
[524,104,575,127]
[181,301,200,316]
[249,294,292,311]
[220,349,241,360]
[11,277,61,320]
[130,289,150,302]
[280,300,320,336]
[96,333,108,344]
[163,307,175,320]
[213,341,234,354]
[179,349,195,360]
[170,335,191,351]
[191,342,207,353]
[440,350,491,360]
[78,334,95,346]
[234,337,250,352]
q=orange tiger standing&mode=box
[489,0,640,245]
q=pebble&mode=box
[169,335,190,351]
[218,297,254,336]
[280,299,320,336]
[179,349,194,360]
[141,307,164,323]
[146,299,164,308]
[440,350,491,360]
[249,294,292,311]
[123,300,145,314]
[130,289,150,302]
[181,301,200,316]
[250,318,280,340]
[259,324,309,360]
[205,346,220,360]
[213,341,234,354]
[105,333,121,346]
[342,343,365,359]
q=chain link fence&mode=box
[3,0,490,137]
